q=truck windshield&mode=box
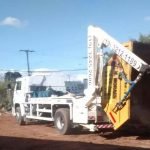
[30,86,66,97]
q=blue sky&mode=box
[0,0,150,73]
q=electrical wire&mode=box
[0,68,87,73]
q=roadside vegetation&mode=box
[0,72,21,111]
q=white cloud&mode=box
[31,68,87,82]
[0,16,27,28]
[32,68,51,75]
[71,74,87,81]
[144,16,150,21]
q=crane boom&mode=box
[88,25,149,72]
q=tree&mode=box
[0,72,22,111]
[139,33,150,43]
[4,72,22,82]
[14,72,22,79]
[0,81,10,110]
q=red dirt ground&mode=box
[0,112,150,150]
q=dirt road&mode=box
[0,113,150,150]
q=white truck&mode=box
[12,26,150,134]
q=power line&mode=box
[20,50,35,76]
[0,68,87,73]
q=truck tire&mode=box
[15,107,25,125]
[54,108,71,135]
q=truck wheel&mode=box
[54,108,71,135]
[15,107,25,125]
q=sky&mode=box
[0,0,150,75]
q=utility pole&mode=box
[20,50,35,76]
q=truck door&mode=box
[13,80,25,103]
[102,56,131,130]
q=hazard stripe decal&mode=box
[109,112,116,123]
[96,124,113,129]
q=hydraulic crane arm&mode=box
[86,25,150,130]
[88,25,149,73]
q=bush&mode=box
[0,81,12,111]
